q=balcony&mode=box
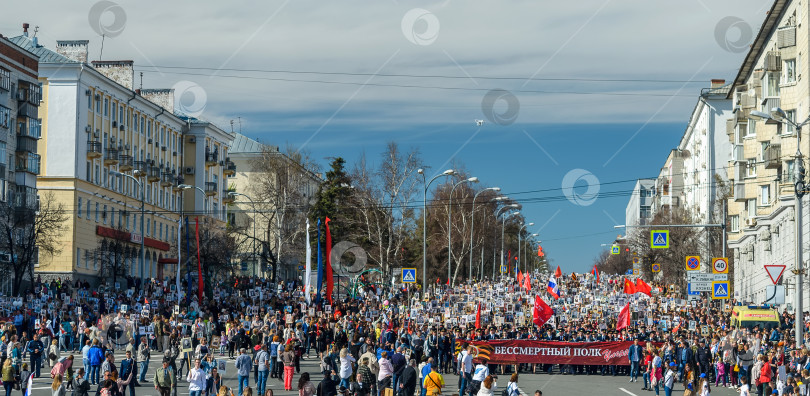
[87,141,102,159]
[160,171,174,187]
[133,160,147,175]
[172,176,186,191]
[204,181,217,196]
[15,153,40,175]
[732,145,745,162]
[15,135,37,154]
[205,147,218,167]
[734,182,746,202]
[103,148,119,165]
[147,165,161,182]
[763,144,781,169]
[223,158,236,176]
[118,154,133,171]
[222,187,236,203]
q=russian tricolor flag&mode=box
[547,275,560,299]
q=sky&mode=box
[3,0,770,273]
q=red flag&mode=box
[616,302,630,330]
[532,295,554,327]
[554,266,562,278]
[325,217,334,305]
[475,303,481,329]
[591,266,600,283]
[446,278,450,285]
[635,278,652,297]
[195,218,203,302]
[623,278,636,294]
[517,270,523,284]
[523,274,531,292]
[436,277,440,284]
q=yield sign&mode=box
[764,265,786,285]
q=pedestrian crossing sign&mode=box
[712,281,730,299]
[500,265,507,274]
[611,245,620,254]
[651,230,669,249]
[401,268,417,283]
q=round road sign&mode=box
[686,256,700,270]
[712,258,728,274]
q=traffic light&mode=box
[797,161,807,198]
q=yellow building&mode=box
[9,33,234,286]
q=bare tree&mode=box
[0,191,68,295]
[92,225,135,288]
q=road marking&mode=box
[619,388,638,396]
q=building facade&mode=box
[725,0,810,307]
[0,31,41,294]
[8,28,235,286]
[228,133,320,281]
[626,179,656,229]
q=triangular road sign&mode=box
[654,234,666,245]
[764,265,786,285]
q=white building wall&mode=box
[43,79,79,177]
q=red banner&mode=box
[465,340,636,366]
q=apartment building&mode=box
[625,179,656,229]
[724,0,809,306]
[0,30,41,294]
[228,133,320,280]
[8,27,234,285]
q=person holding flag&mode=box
[547,275,560,299]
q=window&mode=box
[763,71,780,97]
[0,142,5,166]
[88,91,92,109]
[784,59,797,84]
[747,199,757,218]
[95,202,99,222]
[112,103,117,122]
[94,164,100,184]
[104,98,109,116]
[746,159,757,177]
[760,185,771,206]
[760,142,769,162]
[103,205,107,224]
[730,215,740,232]
[159,223,163,240]
[102,169,108,188]
[78,197,82,217]
[746,119,756,138]
[95,96,101,113]
[77,248,81,269]
[0,68,9,91]
[785,109,796,134]
[118,210,122,227]
[126,212,130,230]
[146,218,151,236]
[0,105,10,129]
[111,208,115,227]
[86,200,91,219]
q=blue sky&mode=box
[4,0,771,273]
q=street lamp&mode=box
[111,170,145,285]
[229,192,258,278]
[531,233,539,273]
[493,204,519,278]
[500,210,520,279]
[750,107,809,348]
[469,187,500,281]
[518,222,534,274]
[448,177,478,287]
[418,168,455,288]
[178,184,207,215]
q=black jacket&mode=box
[399,366,417,396]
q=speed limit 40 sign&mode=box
[712,257,728,274]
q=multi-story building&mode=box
[0,28,41,294]
[625,179,655,228]
[651,149,685,217]
[724,0,809,306]
[8,27,234,286]
[228,133,320,280]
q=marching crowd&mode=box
[0,272,807,396]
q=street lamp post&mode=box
[448,177,478,287]
[518,222,534,274]
[492,204,519,278]
[229,192,258,278]
[469,188,501,281]
[418,168,454,289]
[751,107,808,348]
[112,170,145,285]
[530,233,539,273]
[500,210,520,280]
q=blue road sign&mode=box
[712,281,730,299]
[625,269,633,275]
[651,230,669,249]
[687,283,700,296]
[401,268,417,283]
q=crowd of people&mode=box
[0,272,806,396]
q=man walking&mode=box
[138,336,151,384]
[235,348,252,396]
[26,334,44,378]
[154,358,176,396]
[628,338,642,383]
[255,344,270,395]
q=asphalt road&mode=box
[25,351,744,396]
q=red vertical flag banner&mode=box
[325,217,334,305]
[195,218,203,302]
[517,270,523,284]
[532,295,554,327]
[554,266,562,278]
[475,303,481,329]
[523,274,531,293]
[623,278,636,294]
[616,302,631,330]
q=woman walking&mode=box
[282,344,296,391]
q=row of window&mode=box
[88,90,182,149]
[77,196,176,242]
[76,247,161,277]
